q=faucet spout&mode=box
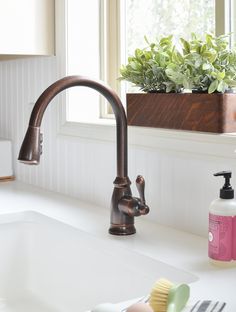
[18,75,149,235]
[19,76,127,178]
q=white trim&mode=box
[100,0,121,95]
[58,121,116,142]
[55,0,68,78]
[129,127,236,159]
[55,0,68,133]
[58,119,236,159]
[99,0,107,118]
[99,0,121,118]
[230,0,236,45]
[56,0,70,132]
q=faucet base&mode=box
[109,224,136,235]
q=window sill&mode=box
[58,120,116,142]
[58,121,236,158]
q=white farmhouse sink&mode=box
[0,211,197,312]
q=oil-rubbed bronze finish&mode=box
[18,75,149,235]
[18,126,42,164]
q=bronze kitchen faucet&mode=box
[18,76,149,235]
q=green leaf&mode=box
[152,65,161,76]
[202,63,211,70]
[209,53,217,63]
[217,80,227,92]
[191,33,197,41]
[130,61,139,70]
[176,52,184,63]
[180,38,190,53]
[150,43,156,50]
[183,77,192,89]
[134,49,142,58]
[208,80,218,93]
[171,51,178,63]
[200,44,207,54]
[202,52,212,58]
[196,45,201,54]
[206,33,213,46]
[216,71,225,80]
[202,51,217,63]
[164,81,175,93]
[144,35,150,45]
[210,71,218,79]
[160,35,173,47]
[224,79,236,87]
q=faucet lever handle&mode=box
[136,175,146,204]
[118,175,149,218]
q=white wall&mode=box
[1,55,236,237]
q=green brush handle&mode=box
[167,284,190,312]
[167,303,177,312]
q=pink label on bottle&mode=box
[233,217,236,260]
[208,213,236,261]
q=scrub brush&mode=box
[149,278,190,312]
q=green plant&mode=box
[120,33,236,93]
[120,35,182,92]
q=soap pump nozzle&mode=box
[214,171,234,199]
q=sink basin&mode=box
[0,211,197,312]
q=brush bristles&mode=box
[149,278,174,312]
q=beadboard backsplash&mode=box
[1,56,236,237]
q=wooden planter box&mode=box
[127,93,236,133]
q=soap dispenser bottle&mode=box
[208,171,236,266]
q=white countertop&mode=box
[0,181,235,311]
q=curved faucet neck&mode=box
[29,75,128,180]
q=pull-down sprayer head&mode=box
[18,126,42,165]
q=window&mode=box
[66,0,101,123]
[62,0,231,125]
[124,0,215,54]
[64,0,120,123]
